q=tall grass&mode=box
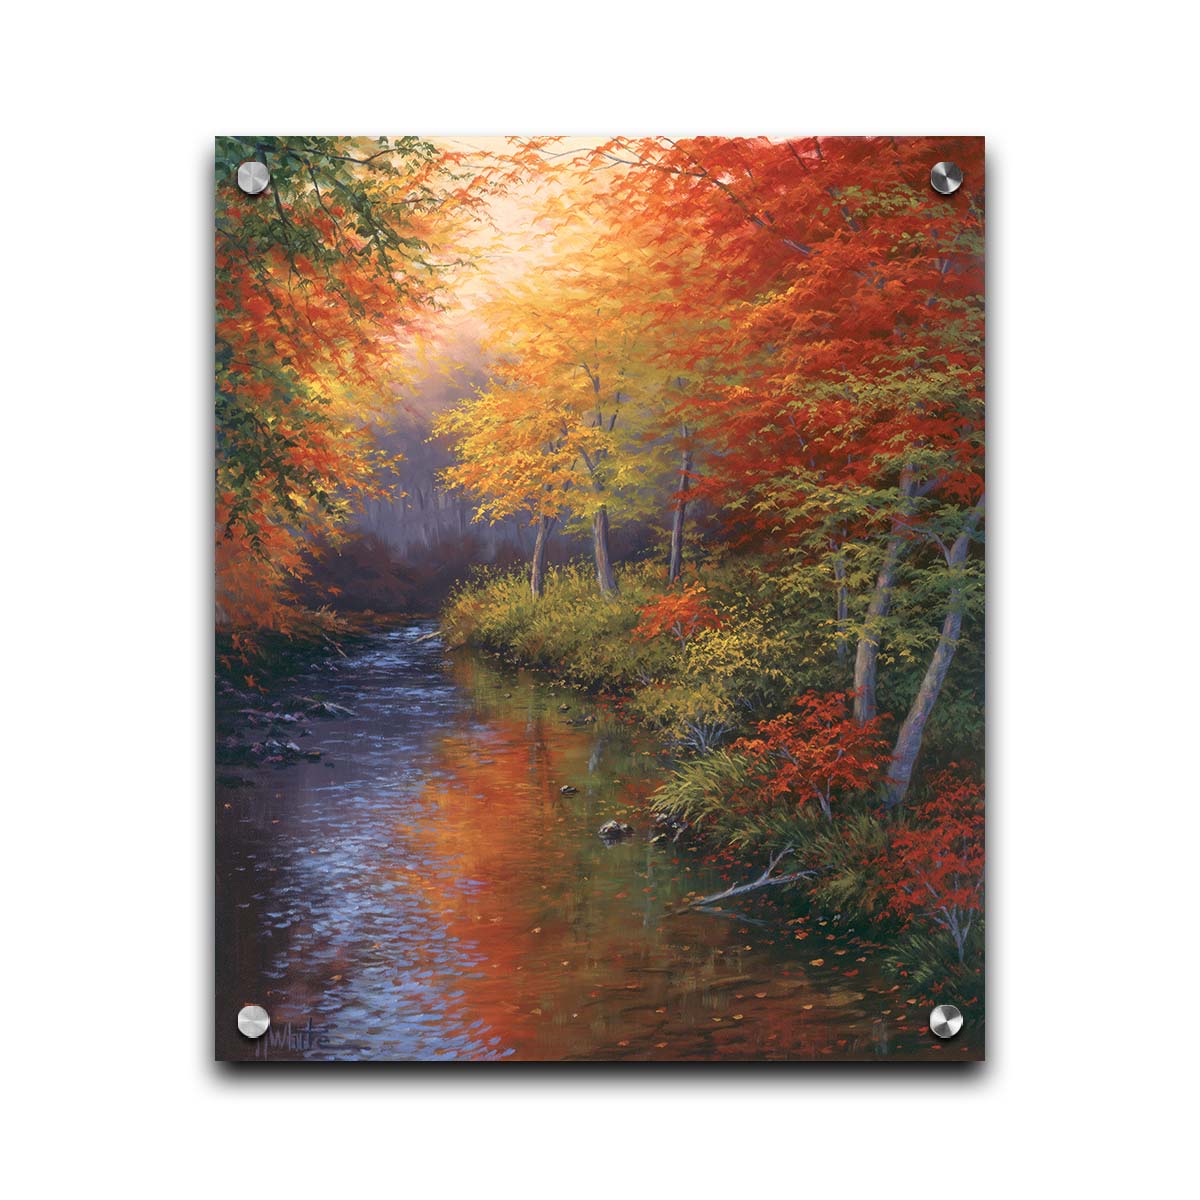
[443,560,670,690]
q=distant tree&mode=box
[435,382,581,599]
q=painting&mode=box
[216,136,985,1061]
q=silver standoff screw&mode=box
[237,1004,270,1039]
[930,161,963,196]
[929,1003,964,1039]
[237,160,271,195]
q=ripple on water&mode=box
[216,620,964,1062]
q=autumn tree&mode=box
[440,184,686,597]
[882,494,984,807]
[215,135,475,647]
[435,380,583,598]
[583,135,984,797]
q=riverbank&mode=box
[218,621,973,1059]
[442,561,985,1020]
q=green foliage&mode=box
[885,922,984,1010]
[650,750,757,846]
[444,543,983,775]
[215,135,448,289]
[444,556,823,748]
[443,560,670,690]
[877,630,984,768]
[632,613,798,751]
[805,811,893,922]
[441,546,984,991]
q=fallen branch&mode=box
[321,633,349,659]
[684,845,817,909]
[690,870,817,908]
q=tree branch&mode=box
[684,845,818,909]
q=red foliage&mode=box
[879,766,983,961]
[593,135,985,560]
[634,583,722,648]
[733,690,887,820]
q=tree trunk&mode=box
[882,500,982,808]
[853,471,917,723]
[530,516,553,599]
[882,597,964,808]
[833,541,849,664]
[668,439,693,584]
[592,505,617,594]
[577,435,618,596]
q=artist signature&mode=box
[250,1017,366,1059]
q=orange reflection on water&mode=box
[391,655,950,1061]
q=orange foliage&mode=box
[733,691,888,820]
[215,137,486,641]
[634,584,722,648]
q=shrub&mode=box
[442,560,672,689]
[733,691,888,820]
[634,583,723,648]
[877,765,984,963]
[805,810,894,921]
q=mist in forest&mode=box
[304,334,683,613]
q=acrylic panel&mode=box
[216,136,985,1062]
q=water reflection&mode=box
[217,623,965,1061]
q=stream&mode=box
[216,620,968,1061]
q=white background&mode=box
[3,2,1196,1194]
